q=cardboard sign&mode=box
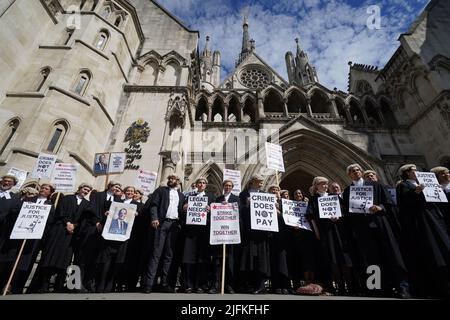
[349,186,373,213]
[135,170,157,196]
[186,196,208,225]
[51,163,77,192]
[7,167,28,189]
[31,153,57,179]
[210,202,241,245]
[223,169,242,195]
[265,142,285,172]
[318,195,342,219]
[250,192,279,232]
[281,199,311,230]
[102,202,137,242]
[108,152,126,174]
[10,203,51,239]
[416,171,448,203]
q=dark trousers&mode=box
[143,220,179,289]
[182,263,207,290]
[211,253,233,291]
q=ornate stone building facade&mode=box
[0,0,449,194]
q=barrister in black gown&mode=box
[141,175,184,293]
[0,184,55,294]
[123,187,145,291]
[307,177,354,295]
[208,179,240,294]
[268,186,290,294]
[396,164,450,298]
[181,177,215,293]
[0,175,19,231]
[431,166,450,234]
[342,164,410,298]
[96,185,139,293]
[37,183,94,292]
[75,181,121,292]
[238,174,271,294]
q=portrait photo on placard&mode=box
[93,152,110,176]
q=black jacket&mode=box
[146,186,184,221]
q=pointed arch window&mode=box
[36,67,51,92]
[46,121,68,153]
[0,118,20,156]
[72,70,91,96]
[94,30,109,50]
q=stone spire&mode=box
[285,38,318,86]
[200,35,221,88]
[236,13,253,67]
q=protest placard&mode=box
[210,202,241,245]
[31,153,57,179]
[102,202,137,241]
[223,169,242,195]
[349,186,373,213]
[265,142,285,172]
[135,170,157,196]
[318,195,342,219]
[51,163,77,192]
[250,192,279,232]
[281,199,311,230]
[416,171,448,203]
[186,196,208,226]
[10,203,52,239]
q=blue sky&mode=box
[157,0,429,91]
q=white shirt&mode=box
[106,192,114,201]
[124,198,133,204]
[224,193,231,203]
[0,190,11,199]
[407,179,418,187]
[352,178,364,187]
[76,195,83,205]
[318,192,328,197]
[36,197,47,205]
[166,188,179,219]
[196,191,205,197]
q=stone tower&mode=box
[285,38,318,86]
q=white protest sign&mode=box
[31,153,57,179]
[186,196,208,225]
[223,169,242,195]
[250,192,279,232]
[51,163,78,192]
[7,167,28,189]
[349,186,373,213]
[265,142,285,172]
[281,199,310,230]
[136,170,157,196]
[210,202,241,245]
[108,152,126,174]
[318,195,342,219]
[102,202,137,241]
[386,187,397,205]
[10,203,51,239]
[416,171,448,203]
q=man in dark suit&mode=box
[209,179,240,294]
[142,174,184,293]
[109,209,128,235]
[0,174,18,227]
[94,153,108,175]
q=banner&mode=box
[349,186,373,213]
[102,202,137,241]
[108,152,126,174]
[223,169,242,195]
[318,195,342,219]
[31,153,57,179]
[10,203,51,239]
[135,170,157,196]
[7,167,28,189]
[186,196,208,226]
[51,163,78,192]
[281,199,310,230]
[386,187,397,205]
[265,142,285,172]
[416,171,448,203]
[250,192,279,232]
[210,202,241,245]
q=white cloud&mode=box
[157,0,429,91]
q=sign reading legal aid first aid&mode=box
[250,192,279,232]
[186,196,208,226]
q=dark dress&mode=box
[0,196,55,293]
[342,180,407,293]
[238,189,271,292]
[307,194,354,291]
[396,181,450,297]
[270,199,290,291]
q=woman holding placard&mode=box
[430,166,450,234]
[396,164,450,298]
[306,177,354,296]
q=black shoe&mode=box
[208,288,219,294]
[397,287,412,299]
[141,287,152,294]
[226,287,235,294]
[184,288,193,293]
[253,288,267,294]
[273,288,282,294]
[282,289,290,295]
[195,288,204,294]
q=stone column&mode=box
[256,91,265,120]
[306,98,313,117]
[283,98,289,117]
[207,103,212,122]
[329,98,340,118]
[223,101,228,123]
[344,105,353,124]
